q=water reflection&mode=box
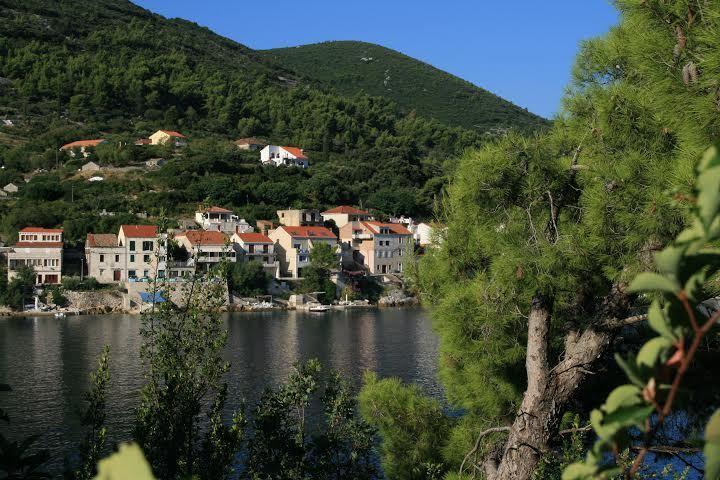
[0,308,440,475]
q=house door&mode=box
[113,270,121,281]
[381,265,387,274]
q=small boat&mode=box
[54,312,66,319]
[308,305,331,313]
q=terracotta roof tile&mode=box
[120,225,157,238]
[178,230,228,246]
[15,242,63,248]
[159,130,185,138]
[86,233,118,248]
[60,139,106,150]
[362,221,412,235]
[322,205,370,215]
[281,226,336,239]
[20,227,63,233]
[235,232,273,243]
[281,146,307,160]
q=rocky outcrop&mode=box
[65,290,126,314]
[378,290,419,307]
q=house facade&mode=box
[321,206,373,228]
[60,139,107,158]
[195,206,254,234]
[7,227,63,284]
[260,146,309,168]
[175,230,236,272]
[231,232,279,276]
[276,209,322,227]
[339,221,412,275]
[118,225,161,280]
[149,130,187,147]
[269,226,337,279]
[81,161,101,173]
[85,233,126,283]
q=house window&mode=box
[129,241,136,251]
[115,255,120,262]
[299,255,307,262]
[293,243,301,249]
[248,245,255,253]
[143,254,151,263]
[142,241,153,251]
[158,270,165,278]
[129,270,136,278]
[130,254,135,263]
[143,270,149,278]
[100,254,105,262]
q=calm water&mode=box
[0,308,440,474]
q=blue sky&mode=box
[132,0,618,118]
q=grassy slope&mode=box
[262,41,549,133]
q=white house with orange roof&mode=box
[118,225,161,280]
[175,230,235,273]
[149,130,187,147]
[195,206,253,234]
[260,145,309,168]
[7,227,64,284]
[231,232,279,276]
[59,139,107,158]
[339,221,412,275]
[269,226,337,278]
[321,206,374,228]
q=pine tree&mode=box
[363,1,720,478]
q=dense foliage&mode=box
[361,0,720,477]
[0,0,548,243]
[262,41,549,133]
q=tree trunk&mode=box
[486,286,630,480]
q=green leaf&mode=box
[93,443,155,480]
[615,353,645,387]
[602,404,655,430]
[637,337,672,369]
[647,300,678,341]
[655,246,685,275]
[562,462,598,480]
[697,165,720,227]
[627,272,680,294]
[603,385,642,413]
[698,145,720,171]
[706,409,720,480]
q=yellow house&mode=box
[149,130,187,147]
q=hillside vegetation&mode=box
[0,0,543,244]
[263,41,548,132]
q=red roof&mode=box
[135,138,151,145]
[86,233,118,248]
[15,242,63,248]
[235,232,273,244]
[60,139,106,150]
[20,227,63,233]
[159,130,186,138]
[362,221,412,235]
[178,230,228,246]
[120,225,157,238]
[281,146,307,160]
[281,226,336,239]
[322,205,370,215]
[205,206,232,213]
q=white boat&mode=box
[54,312,66,319]
[308,304,331,312]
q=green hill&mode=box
[262,41,548,132]
[0,0,545,244]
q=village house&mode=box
[230,232,279,276]
[85,233,126,283]
[269,226,337,279]
[256,220,274,235]
[118,225,161,280]
[175,230,236,272]
[149,130,187,147]
[81,161,101,173]
[321,206,373,228]
[411,222,445,247]
[59,139,107,158]
[195,206,254,234]
[7,227,63,285]
[339,221,412,275]
[234,137,266,150]
[277,209,322,227]
[2,183,17,194]
[260,146,309,168]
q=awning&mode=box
[139,291,166,303]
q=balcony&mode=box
[352,232,373,241]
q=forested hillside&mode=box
[0,0,546,244]
[263,41,548,132]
